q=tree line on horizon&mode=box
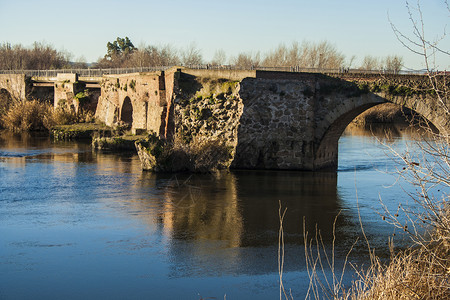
[0,37,403,72]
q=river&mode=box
[0,124,422,299]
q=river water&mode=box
[0,125,422,299]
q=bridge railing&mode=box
[0,65,429,77]
[184,64,428,75]
[0,66,174,78]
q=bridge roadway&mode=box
[0,67,447,170]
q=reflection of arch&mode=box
[120,97,133,127]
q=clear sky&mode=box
[0,0,448,69]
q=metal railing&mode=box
[0,65,429,77]
[0,66,173,78]
[184,64,428,75]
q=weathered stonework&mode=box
[54,73,85,111]
[95,69,179,135]
[0,74,31,100]
[173,74,243,153]
[233,78,317,169]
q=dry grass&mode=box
[185,137,233,172]
[1,99,50,132]
[278,205,450,300]
[354,235,450,299]
[1,99,95,132]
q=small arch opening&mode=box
[121,97,133,127]
[0,88,13,114]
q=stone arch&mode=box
[314,103,380,169]
[120,96,133,127]
[313,95,445,170]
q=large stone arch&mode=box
[120,96,133,127]
[313,92,447,170]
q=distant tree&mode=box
[96,37,137,68]
[211,49,227,65]
[359,54,403,72]
[262,41,345,69]
[383,55,403,73]
[360,55,382,70]
[232,52,261,68]
[182,43,203,65]
[106,37,136,58]
[158,44,180,66]
[70,55,89,68]
[126,44,180,67]
[0,42,69,70]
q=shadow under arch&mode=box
[120,96,133,127]
[0,88,13,112]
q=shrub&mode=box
[1,99,95,132]
[1,100,50,132]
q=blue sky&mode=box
[0,0,448,69]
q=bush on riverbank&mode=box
[299,186,450,300]
[0,100,50,132]
[0,99,94,132]
[355,219,450,299]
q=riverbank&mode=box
[351,103,413,126]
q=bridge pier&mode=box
[54,73,85,112]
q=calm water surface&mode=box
[0,126,421,299]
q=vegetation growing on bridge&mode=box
[345,76,441,98]
[176,74,240,144]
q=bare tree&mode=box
[359,55,382,70]
[357,1,450,298]
[383,55,403,73]
[0,42,70,70]
[210,49,227,65]
[231,51,261,68]
[181,42,203,66]
[262,41,345,69]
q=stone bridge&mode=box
[0,68,447,170]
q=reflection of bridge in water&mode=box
[127,170,353,276]
[0,67,447,170]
